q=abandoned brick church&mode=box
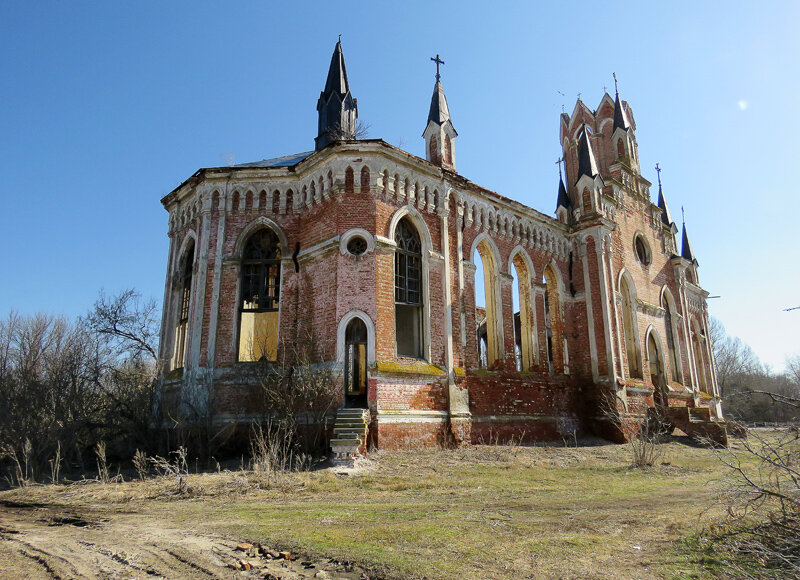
[157,41,726,451]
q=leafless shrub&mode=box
[133,449,148,481]
[95,441,110,483]
[149,446,193,496]
[0,296,160,487]
[705,425,800,577]
[321,120,371,142]
[0,442,30,487]
[49,441,61,484]
[602,392,667,467]
[252,329,339,459]
[249,422,311,487]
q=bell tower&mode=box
[423,54,457,171]
[315,38,358,151]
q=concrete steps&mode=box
[330,408,370,466]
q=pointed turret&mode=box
[315,39,358,151]
[423,54,458,171]
[575,126,599,183]
[613,91,631,132]
[681,222,697,264]
[428,80,453,127]
[556,174,570,212]
[655,164,674,226]
[612,72,631,131]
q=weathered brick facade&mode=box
[156,43,725,449]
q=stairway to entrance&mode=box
[666,406,727,446]
[330,408,370,466]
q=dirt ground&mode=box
[0,438,740,579]
[0,496,370,579]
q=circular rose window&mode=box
[347,237,368,256]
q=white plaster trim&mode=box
[581,240,599,381]
[339,228,375,255]
[387,205,434,361]
[375,410,448,424]
[296,235,339,260]
[231,216,289,259]
[336,310,376,365]
[471,415,567,423]
[660,286,685,385]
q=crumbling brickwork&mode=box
[155,44,725,449]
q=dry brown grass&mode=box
[0,436,749,579]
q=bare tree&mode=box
[85,289,159,363]
[252,329,340,463]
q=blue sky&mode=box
[1,1,798,370]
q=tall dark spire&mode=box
[655,163,674,225]
[612,73,631,132]
[315,39,358,151]
[681,217,697,264]
[428,80,453,127]
[575,125,599,183]
[556,161,570,212]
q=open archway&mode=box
[472,236,503,368]
[647,330,667,409]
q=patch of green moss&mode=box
[375,361,445,376]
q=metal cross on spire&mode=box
[431,54,445,81]
[655,163,662,188]
[613,72,619,95]
[556,157,564,177]
[681,205,685,226]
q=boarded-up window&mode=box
[238,229,281,362]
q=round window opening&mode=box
[347,237,368,256]
[635,236,650,265]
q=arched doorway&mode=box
[344,318,368,408]
[647,333,667,409]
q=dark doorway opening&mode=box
[344,318,368,408]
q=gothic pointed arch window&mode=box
[620,275,642,378]
[662,292,682,384]
[541,266,563,373]
[395,217,423,358]
[173,242,194,370]
[692,319,709,393]
[473,239,502,369]
[511,253,536,371]
[238,228,281,362]
[429,137,439,165]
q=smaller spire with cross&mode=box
[431,54,445,81]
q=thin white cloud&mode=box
[738,99,749,111]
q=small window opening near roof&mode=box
[634,235,651,266]
[347,237,367,256]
